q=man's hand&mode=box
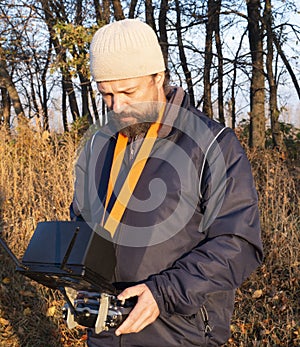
[115,283,159,336]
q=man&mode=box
[70,19,263,347]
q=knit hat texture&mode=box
[90,19,166,81]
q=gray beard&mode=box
[120,122,152,138]
[112,109,159,138]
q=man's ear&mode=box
[154,71,165,88]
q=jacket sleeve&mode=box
[70,140,91,221]
[146,129,263,316]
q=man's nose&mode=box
[112,95,126,114]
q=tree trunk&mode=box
[214,0,224,125]
[264,0,285,149]
[247,0,265,148]
[75,0,93,125]
[129,0,138,18]
[230,29,248,129]
[101,98,106,126]
[0,50,25,120]
[203,0,214,118]
[112,0,125,20]
[28,62,40,120]
[0,87,10,128]
[273,32,300,100]
[75,0,83,24]
[63,72,80,121]
[62,78,68,131]
[40,0,80,126]
[79,73,93,124]
[102,0,110,23]
[88,81,99,124]
[93,0,103,24]
[230,62,237,129]
[41,39,52,131]
[145,0,156,30]
[175,0,195,107]
[158,0,169,70]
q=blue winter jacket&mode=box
[70,87,263,346]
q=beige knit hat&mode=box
[89,19,166,81]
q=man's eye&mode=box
[124,90,135,96]
[101,93,112,99]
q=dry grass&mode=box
[0,121,86,347]
[0,122,299,347]
[225,148,300,347]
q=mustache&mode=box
[111,111,154,123]
[109,103,160,123]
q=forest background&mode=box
[0,0,299,346]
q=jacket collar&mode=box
[158,86,187,138]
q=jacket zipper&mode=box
[129,135,141,161]
[129,137,135,161]
[200,305,213,338]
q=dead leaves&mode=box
[1,277,10,285]
[23,307,31,316]
[46,306,56,317]
[252,289,263,299]
[0,317,9,326]
[19,289,35,298]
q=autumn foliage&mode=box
[0,122,299,347]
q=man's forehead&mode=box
[97,76,152,93]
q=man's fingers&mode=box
[116,302,158,335]
[115,284,159,336]
[117,284,145,301]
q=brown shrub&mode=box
[0,123,85,347]
[0,123,299,346]
[226,149,300,347]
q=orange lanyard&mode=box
[103,106,165,237]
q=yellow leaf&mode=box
[19,290,35,297]
[0,317,10,326]
[2,277,10,284]
[23,307,31,316]
[252,289,263,299]
[46,306,56,317]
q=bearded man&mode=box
[70,19,263,347]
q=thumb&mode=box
[117,284,147,301]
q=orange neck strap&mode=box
[103,106,165,237]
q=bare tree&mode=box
[75,0,93,125]
[263,0,285,149]
[0,87,10,127]
[103,0,111,23]
[0,44,25,120]
[129,0,138,18]
[174,0,195,106]
[158,0,169,69]
[273,32,300,101]
[247,0,265,148]
[229,28,248,129]
[214,0,224,125]
[40,0,80,130]
[1,0,299,139]
[203,0,214,118]
[112,0,125,20]
[93,0,110,23]
[145,0,156,30]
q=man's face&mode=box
[97,73,165,137]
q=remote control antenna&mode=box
[60,226,80,272]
